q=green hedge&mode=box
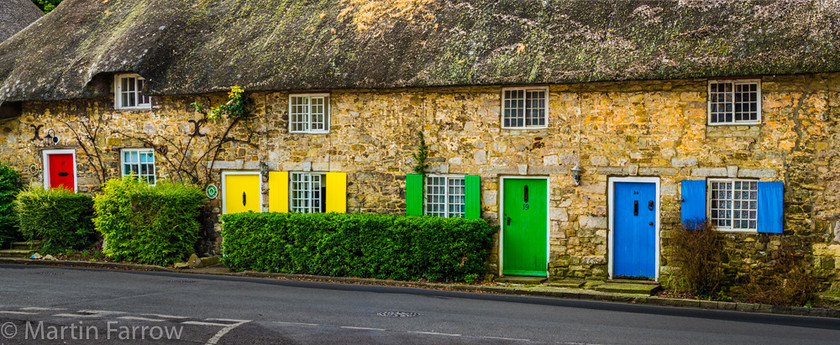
[93,177,205,265]
[221,212,495,283]
[0,164,23,247]
[16,188,96,254]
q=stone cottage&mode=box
[1,0,840,291]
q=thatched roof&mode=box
[0,0,43,43]
[1,0,840,105]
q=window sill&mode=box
[501,126,549,130]
[706,122,761,126]
[290,130,330,134]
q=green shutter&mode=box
[465,175,481,220]
[406,174,424,216]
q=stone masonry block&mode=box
[691,167,727,177]
[738,168,777,178]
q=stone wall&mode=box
[1,73,839,288]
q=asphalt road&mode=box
[1,265,839,344]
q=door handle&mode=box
[242,192,247,206]
[634,200,639,216]
[506,216,511,226]
[649,222,654,226]
[648,200,655,211]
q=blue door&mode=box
[614,182,657,278]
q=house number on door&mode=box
[522,203,530,210]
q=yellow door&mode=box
[224,173,261,214]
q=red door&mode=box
[48,153,74,191]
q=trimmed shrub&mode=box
[93,177,205,265]
[221,213,494,283]
[16,188,96,254]
[0,164,23,247]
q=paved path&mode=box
[1,265,839,344]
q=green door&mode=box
[503,179,548,276]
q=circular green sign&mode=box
[206,184,218,199]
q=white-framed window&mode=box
[708,80,760,125]
[502,87,548,129]
[425,175,466,218]
[708,179,758,231]
[289,94,329,133]
[114,74,151,110]
[121,148,156,184]
[291,172,325,213]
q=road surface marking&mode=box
[118,316,166,322]
[78,310,123,314]
[53,313,102,318]
[340,326,386,331]
[20,307,64,311]
[182,321,232,327]
[0,311,38,315]
[206,318,250,323]
[480,336,531,342]
[409,331,462,337]
[275,321,319,327]
[205,320,250,345]
[141,313,189,319]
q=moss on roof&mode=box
[1,0,840,104]
[0,0,43,42]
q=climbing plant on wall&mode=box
[115,86,258,186]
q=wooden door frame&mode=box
[221,170,263,215]
[498,176,550,277]
[42,149,77,193]
[607,177,661,281]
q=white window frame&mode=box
[424,175,466,218]
[707,178,759,232]
[120,148,156,185]
[114,73,151,110]
[288,93,330,134]
[501,86,549,129]
[290,172,326,213]
[707,79,761,125]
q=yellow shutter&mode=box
[268,171,289,213]
[325,172,347,213]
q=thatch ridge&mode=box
[1,0,840,105]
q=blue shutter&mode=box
[680,180,706,230]
[757,182,783,234]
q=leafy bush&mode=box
[221,213,494,283]
[93,177,205,265]
[670,221,725,297]
[0,164,23,247]
[743,243,819,306]
[16,188,96,254]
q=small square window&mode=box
[121,148,156,184]
[291,172,325,213]
[289,94,330,133]
[708,80,760,125]
[425,175,466,218]
[708,179,757,231]
[114,74,151,110]
[502,87,548,129]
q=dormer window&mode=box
[115,74,151,110]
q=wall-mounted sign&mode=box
[29,164,41,175]
[206,184,218,199]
